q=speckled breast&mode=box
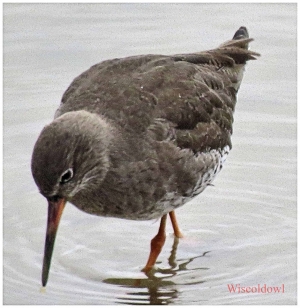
[152,145,231,219]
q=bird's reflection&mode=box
[103,237,210,304]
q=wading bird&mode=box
[31,26,259,287]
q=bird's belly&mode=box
[190,145,230,196]
[133,145,231,220]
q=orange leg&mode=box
[142,214,167,272]
[169,211,184,238]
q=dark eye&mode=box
[60,168,74,184]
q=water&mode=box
[3,3,296,304]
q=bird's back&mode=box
[56,27,258,151]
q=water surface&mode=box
[4,3,297,304]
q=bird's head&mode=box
[32,110,112,199]
[31,110,113,286]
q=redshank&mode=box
[31,26,259,287]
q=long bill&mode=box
[42,196,66,287]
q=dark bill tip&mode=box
[42,196,66,287]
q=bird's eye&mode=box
[60,168,74,184]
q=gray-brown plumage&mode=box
[31,26,259,287]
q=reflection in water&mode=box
[103,238,210,304]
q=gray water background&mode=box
[4,3,297,304]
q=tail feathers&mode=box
[233,26,249,40]
[216,41,260,64]
[217,26,260,64]
[172,26,259,67]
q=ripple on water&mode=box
[4,3,296,305]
